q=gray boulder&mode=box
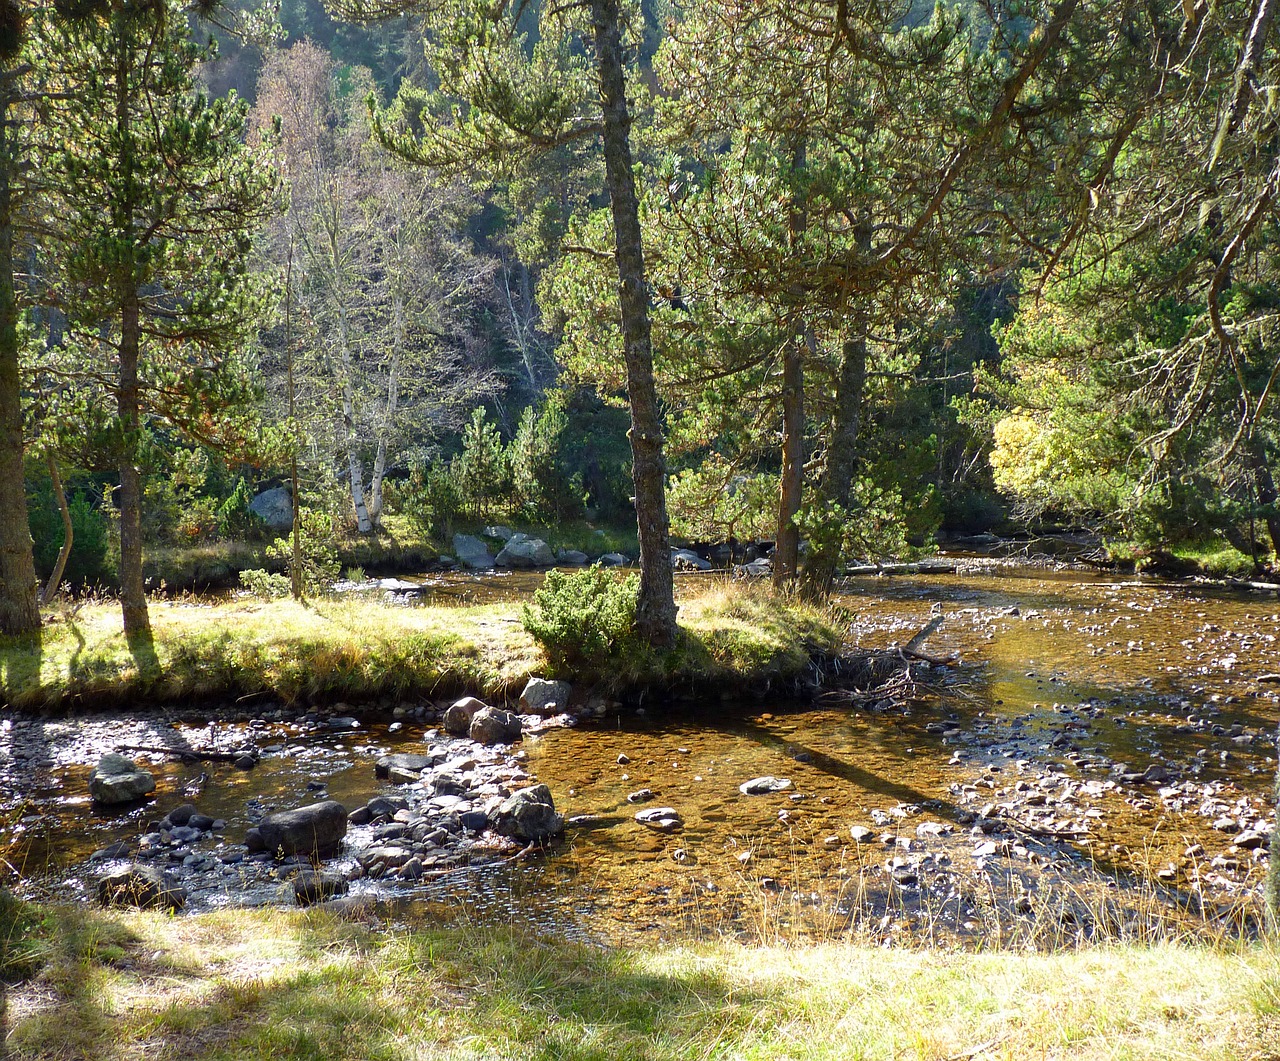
[493,783,563,841]
[672,548,712,571]
[635,807,683,831]
[452,533,494,571]
[495,537,556,568]
[98,865,186,910]
[443,696,486,735]
[375,753,433,784]
[89,753,155,805]
[257,800,348,858]
[556,550,590,566]
[469,707,522,745]
[519,677,572,716]
[248,486,293,530]
[483,525,515,542]
[598,552,630,567]
[293,870,350,906]
[736,558,772,578]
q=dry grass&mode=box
[5,903,1278,1060]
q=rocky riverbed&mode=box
[2,565,1277,945]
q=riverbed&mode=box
[3,563,1276,946]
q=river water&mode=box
[2,562,1276,945]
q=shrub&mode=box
[521,565,640,668]
[26,478,112,587]
[217,477,266,539]
[238,568,291,599]
[265,508,340,596]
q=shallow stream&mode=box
[3,562,1277,945]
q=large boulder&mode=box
[375,753,433,783]
[495,536,556,568]
[443,696,486,735]
[256,800,348,858]
[598,552,630,567]
[671,548,712,571]
[493,783,563,841]
[483,525,515,542]
[248,486,293,531]
[89,753,155,805]
[98,865,186,910]
[469,706,522,745]
[519,677,572,716]
[293,870,350,906]
[452,533,494,571]
[556,550,590,566]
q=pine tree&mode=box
[31,0,278,642]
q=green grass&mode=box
[1104,539,1264,578]
[6,902,1278,1060]
[0,579,845,711]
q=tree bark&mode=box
[0,68,39,636]
[800,329,867,599]
[114,20,149,642]
[1247,436,1280,559]
[369,284,404,529]
[589,0,677,647]
[41,450,72,603]
[774,337,806,587]
[337,298,373,533]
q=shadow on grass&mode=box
[7,910,769,1061]
[0,625,42,708]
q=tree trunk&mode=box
[285,242,302,601]
[774,337,806,587]
[337,299,373,533]
[0,69,39,636]
[117,289,150,641]
[41,451,72,603]
[1248,437,1280,560]
[800,329,867,599]
[114,24,149,642]
[590,0,676,647]
[369,285,404,529]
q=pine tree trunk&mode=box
[590,0,676,648]
[41,450,73,603]
[800,330,867,600]
[118,290,150,641]
[774,339,805,587]
[0,69,39,636]
[1247,438,1280,560]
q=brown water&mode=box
[4,563,1276,944]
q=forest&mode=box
[1,0,1278,646]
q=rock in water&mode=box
[89,753,156,805]
[98,865,186,910]
[738,776,792,795]
[519,677,572,716]
[375,753,433,782]
[469,707,522,745]
[556,550,590,566]
[495,537,556,568]
[452,533,494,571]
[671,548,712,571]
[443,696,486,735]
[256,800,348,858]
[293,870,350,906]
[635,807,683,831]
[493,783,563,841]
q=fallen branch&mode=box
[116,744,251,764]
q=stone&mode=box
[452,533,494,571]
[519,677,572,716]
[443,696,486,735]
[493,783,563,841]
[738,776,792,795]
[366,795,409,820]
[248,486,292,530]
[671,548,712,571]
[598,552,630,567]
[1140,764,1173,784]
[635,807,683,831]
[495,537,556,568]
[257,800,348,858]
[483,525,515,542]
[189,814,216,832]
[89,842,134,861]
[293,870,349,906]
[556,550,590,566]
[469,707,523,745]
[98,865,186,910]
[627,788,655,803]
[850,825,876,843]
[165,803,197,827]
[736,558,772,578]
[1234,828,1271,850]
[89,753,156,805]
[375,753,433,780]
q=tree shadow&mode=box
[0,625,43,709]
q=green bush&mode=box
[26,477,111,588]
[265,508,340,596]
[217,477,266,539]
[521,564,640,668]
[238,568,292,599]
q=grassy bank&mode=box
[0,580,844,712]
[5,901,1277,1060]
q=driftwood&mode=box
[116,743,250,764]
[844,562,958,576]
[818,615,959,705]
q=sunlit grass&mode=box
[6,903,1278,1060]
[0,579,847,710]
